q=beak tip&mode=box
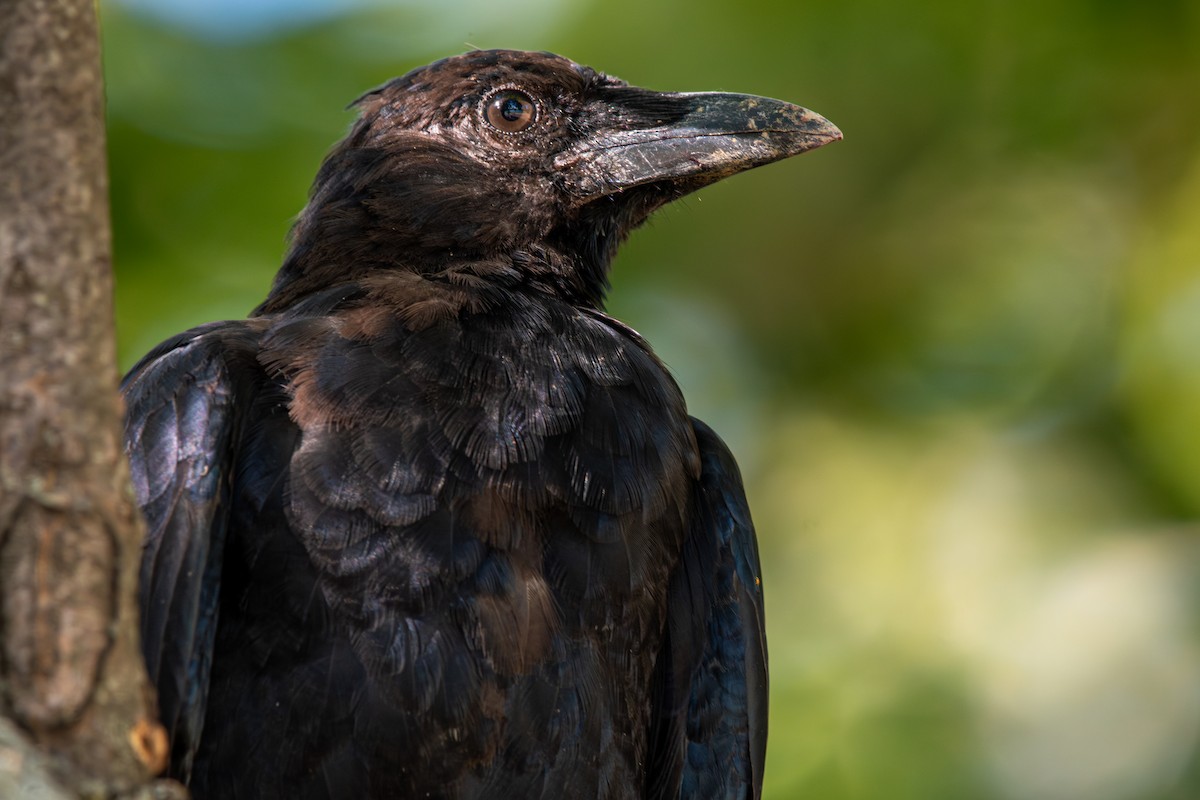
[808,112,843,146]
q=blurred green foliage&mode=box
[101,1,1200,798]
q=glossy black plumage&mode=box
[122,50,839,799]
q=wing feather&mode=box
[122,323,260,781]
[647,417,768,800]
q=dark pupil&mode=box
[500,97,525,121]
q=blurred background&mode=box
[100,1,1200,798]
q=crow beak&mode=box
[559,90,842,200]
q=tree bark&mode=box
[0,0,174,795]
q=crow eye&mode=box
[484,90,536,132]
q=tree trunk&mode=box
[0,0,175,796]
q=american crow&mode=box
[122,49,839,799]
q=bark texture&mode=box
[0,0,174,795]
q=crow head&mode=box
[262,49,840,311]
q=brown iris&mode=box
[484,90,536,132]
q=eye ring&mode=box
[484,89,537,133]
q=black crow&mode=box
[122,49,840,799]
